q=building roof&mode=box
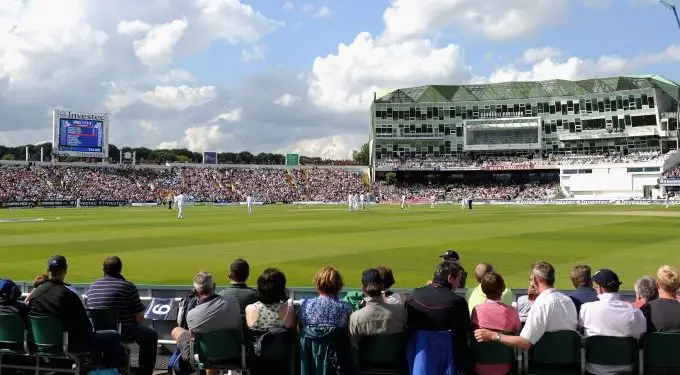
[374,75,680,104]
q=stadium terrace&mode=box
[370,75,680,200]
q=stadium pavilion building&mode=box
[369,75,680,198]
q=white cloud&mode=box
[194,0,284,44]
[131,18,188,68]
[212,108,243,122]
[117,20,152,35]
[301,4,315,12]
[281,134,364,160]
[489,44,680,82]
[156,69,197,84]
[313,5,332,19]
[158,124,236,152]
[381,0,569,42]
[521,47,562,64]
[309,32,471,112]
[273,94,301,107]
[106,85,217,112]
[241,45,267,61]
[283,1,294,10]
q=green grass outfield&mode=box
[0,204,678,290]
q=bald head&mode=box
[475,263,494,283]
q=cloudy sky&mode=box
[0,0,679,159]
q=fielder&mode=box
[247,195,254,214]
[460,197,466,210]
[174,191,185,219]
[401,194,407,210]
[359,193,365,210]
[76,198,81,209]
[348,194,353,212]
[666,194,671,209]
[430,195,436,209]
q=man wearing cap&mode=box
[440,251,467,288]
[28,255,121,369]
[349,269,406,350]
[579,268,646,375]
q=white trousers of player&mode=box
[431,201,435,208]
[348,201,353,211]
[248,204,253,214]
[401,201,405,209]
[461,200,466,210]
[177,206,184,219]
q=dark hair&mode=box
[33,273,49,289]
[103,256,123,276]
[362,269,383,297]
[481,272,505,301]
[570,265,592,288]
[313,266,344,296]
[229,258,250,282]
[433,261,462,287]
[256,268,288,304]
[376,266,395,290]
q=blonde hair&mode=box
[657,265,680,293]
[313,266,344,296]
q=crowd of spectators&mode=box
[371,181,561,202]
[0,165,366,204]
[665,166,680,179]
[375,150,672,170]
[3,253,680,375]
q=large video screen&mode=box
[58,119,104,153]
[52,110,109,158]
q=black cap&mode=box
[361,268,383,287]
[439,250,460,261]
[592,269,622,288]
[47,255,67,271]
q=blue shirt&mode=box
[86,275,145,339]
[566,286,598,313]
[298,296,352,328]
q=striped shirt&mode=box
[86,275,145,339]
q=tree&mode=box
[2,154,16,160]
[351,142,370,165]
[385,171,397,185]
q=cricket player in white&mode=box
[247,195,254,214]
[460,197,466,210]
[76,198,81,209]
[359,193,365,210]
[430,195,436,208]
[666,194,671,209]
[348,194,353,211]
[174,192,185,219]
[401,194,406,209]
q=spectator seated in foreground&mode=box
[579,269,646,375]
[377,266,407,306]
[298,266,355,375]
[86,256,158,375]
[467,263,514,314]
[219,258,258,316]
[170,271,241,371]
[474,261,577,351]
[565,264,598,313]
[407,261,470,375]
[0,278,28,346]
[349,269,407,351]
[471,272,521,375]
[633,276,658,309]
[27,255,121,369]
[641,265,680,332]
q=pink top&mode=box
[471,300,521,375]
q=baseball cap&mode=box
[592,269,622,288]
[47,255,68,271]
[361,268,383,288]
[439,250,460,261]
[0,279,20,302]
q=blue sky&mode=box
[0,0,679,158]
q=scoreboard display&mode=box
[52,110,109,158]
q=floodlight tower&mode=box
[659,0,680,30]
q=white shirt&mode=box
[174,194,185,207]
[520,288,578,345]
[247,196,252,204]
[359,194,364,202]
[401,195,406,202]
[579,293,647,375]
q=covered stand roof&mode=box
[375,75,680,104]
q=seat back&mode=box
[643,332,680,374]
[358,332,407,369]
[253,327,294,362]
[29,315,65,356]
[195,329,242,363]
[528,330,581,374]
[0,313,25,346]
[470,335,516,365]
[86,308,119,332]
[584,336,638,366]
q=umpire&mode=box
[439,250,468,288]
